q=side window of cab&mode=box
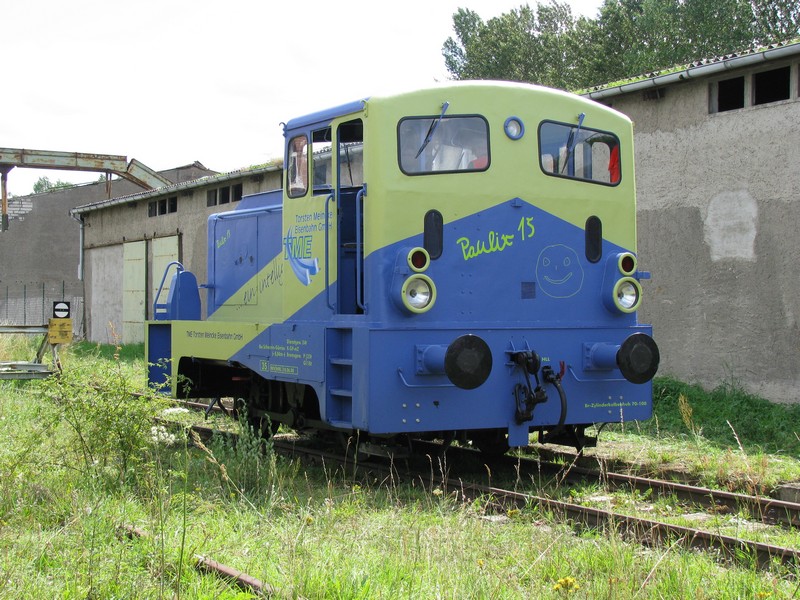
[287,134,309,197]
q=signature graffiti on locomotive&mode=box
[146,81,659,454]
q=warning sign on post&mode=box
[48,318,73,345]
[53,302,70,319]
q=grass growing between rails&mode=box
[0,342,797,597]
[590,377,800,491]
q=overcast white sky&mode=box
[3,0,602,195]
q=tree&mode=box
[442,0,800,90]
[751,0,800,42]
[442,3,589,89]
[32,176,75,194]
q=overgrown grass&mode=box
[649,376,800,455]
[588,376,800,491]
[0,342,798,597]
[68,340,146,364]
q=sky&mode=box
[3,0,602,196]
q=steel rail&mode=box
[161,416,800,572]
[267,438,800,571]
[411,440,800,529]
[562,462,800,529]
[447,478,800,570]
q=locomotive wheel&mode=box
[471,429,510,457]
[237,392,280,440]
[251,412,280,439]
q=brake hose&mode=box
[541,366,567,443]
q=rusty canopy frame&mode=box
[0,147,171,230]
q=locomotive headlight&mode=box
[402,274,436,313]
[613,277,642,313]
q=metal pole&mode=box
[0,166,11,231]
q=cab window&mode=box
[398,115,489,174]
[539,121,620,185]
[287,135,308,197]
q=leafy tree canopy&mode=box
[443,0,800,90]
[32,176,75,194]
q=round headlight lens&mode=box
[402,275,436,313]
[615,278,641,311]
[407,279,431,308]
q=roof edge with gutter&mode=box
[70,163,281,216]
[582,40,800,101]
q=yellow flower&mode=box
[554,576,579,593]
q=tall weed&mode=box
[197,412,281,510]
[651,377,800,454]
[37,344,168,485]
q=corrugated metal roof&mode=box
[581,39,800,100]
[70,162,281,215]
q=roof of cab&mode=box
[283,99,368,134]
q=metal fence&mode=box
[0,281,84,338]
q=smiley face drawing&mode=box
[536,244,584,298]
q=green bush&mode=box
[37,346,168,485]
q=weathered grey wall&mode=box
[604,69,800,403]
[0,162,215,335]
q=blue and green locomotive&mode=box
[147,81,659,453]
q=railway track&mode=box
[170,417,800,572]
[409,439,800,530]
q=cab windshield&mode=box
[539,120,621,185]
[398,115,489,174]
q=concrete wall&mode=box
[0,163,213,333]
[80,167,282,342]
[601,59,800,403]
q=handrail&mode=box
[324,193,335,311]
[355,187,366,311]
[153,261,184,317]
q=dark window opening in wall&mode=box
[642,88,665,101]
[717,76,745,112]
[754,66,790,105]
[149,196,178,217]
[206,185,241,206]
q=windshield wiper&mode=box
[560,112,586,174]
[415,101,450,159]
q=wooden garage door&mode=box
[122,241,146,344]
[151,236,180,316]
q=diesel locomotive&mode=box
[146,81,659,453]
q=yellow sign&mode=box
[48,318,73,345]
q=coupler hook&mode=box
[512,351,548,424]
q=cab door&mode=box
[333,118,365,315]
[282,119,365,317]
